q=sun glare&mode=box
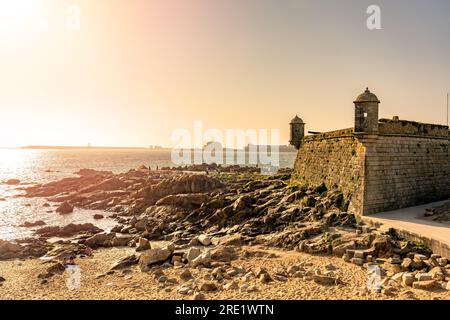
[0,0,47,37]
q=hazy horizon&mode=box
[1,0,450,148]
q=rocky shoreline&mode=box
[0,165,449,299]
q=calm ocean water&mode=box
[0,149,296,240]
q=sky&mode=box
[0,0,449,148]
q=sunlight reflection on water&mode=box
[0,149,296,240]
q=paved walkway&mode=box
[363,201,450,258]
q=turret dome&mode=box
[354,88,380,103]
[290,115,304,124]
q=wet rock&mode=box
[84,233,114,248]
[80,177,127,193]
[0,241,23,255]
[36,223,102,238]
[19,220,46,228]
[5,179,20,185]
[56,202,74,214]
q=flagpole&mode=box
[447,92,449,127]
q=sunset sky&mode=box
[1,0,449,148]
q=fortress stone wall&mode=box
[362,134,450,214]
[290,88,450,216]
[292,129,366,214]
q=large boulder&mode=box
[138,247,173,271]
[112,235,134,247]
[191,251,212,268]
[19,220,46,228]
[0,241,23,254]
[35,223,102,238]
[111,254,138,270]
[84,233,114,248]
[134,218,147,231]
[143,174,224,205]
[79,177,127,193]
[56,202,74,214]
[186,247,201,264]
[136,238,150,251]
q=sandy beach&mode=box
[1,245,449,300]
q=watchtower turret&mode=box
[289,115,305,149]
[354,88,380,133]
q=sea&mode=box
[0,148,296,240]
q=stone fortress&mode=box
[290,88,450,216]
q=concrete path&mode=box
[363,201,450,259]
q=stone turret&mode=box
[354,88,380,133]
[289,115,305,149]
